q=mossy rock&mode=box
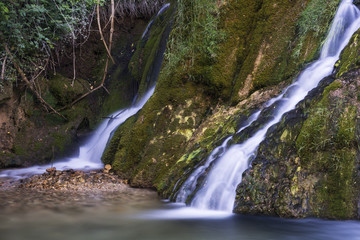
[48,74,87,107]
[235,68,360,219]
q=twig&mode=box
[30,58,49,82]
[1,54,7,81]
[52,0,77,85]
[102,85,110,94]
[57,0,115,112]
[5,44,67,120]
[80,6,96,47]
[57,56,110,112]
[97,3,115,64]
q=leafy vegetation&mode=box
[293,0,341,58]
[0,0,102,82]
[0,0,165,86]
[161,0,225,83]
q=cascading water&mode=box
[0,3,172,179]
[0,87,156,179]
[176,0,360,212]
[142,3,170,39]
[175,111,261,203]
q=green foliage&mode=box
[1,0,96,52]
[0,0,99,82]
[294,0,341,58]
[336,30,360,77]
[161,0,225,82]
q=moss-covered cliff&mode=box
[3,0,358,220]
[234,28,360,220]
[103,0,342,199]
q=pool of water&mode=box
[1,186,360,240]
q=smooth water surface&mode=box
[1,186,360,240]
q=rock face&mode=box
[234,29,360,220]
[3,0,359,220]
[0,15,150,168]
[103,0,342,199]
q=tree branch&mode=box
[97,3,115,64]
[1,54,7,81]
[5,44,67,120]
[57,0,115,112]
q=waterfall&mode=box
[0,3,172,180]
[142,3,170,39]
[175,0,360,212]
[0,89,156,179]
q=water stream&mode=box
[176,0,360,212]
[0,2,172,180]
[1,2,360,239]
[0,87,155,179]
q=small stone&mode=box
[46,167,56,173]
[105,164,112,171]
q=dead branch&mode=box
[57,58,110,112]
[79,6,97,47]
[97,3,115,64]
[30,58,49,83]
[1,54,7,81]
[57,0,115,112]
[71,35,76,86]
[4,44,67,120]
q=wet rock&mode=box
[234,69,360,220]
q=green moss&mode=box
[295,77,358,219]
[295,0,341,59]
[48,74,86,107]
[296,81,344,167]
[336,106,356,148]
[336,30,360,77]
[51,132,71,153]
[13,145,26,155]
[177,149,202,164]
[130,3,175,98]
[316,149,357,219]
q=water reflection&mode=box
[0,186,359,240]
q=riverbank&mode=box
[0,167,159,215]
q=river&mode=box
[1,185,359,240]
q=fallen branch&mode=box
[5,44,67,120]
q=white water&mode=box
[0,87,155,179]
[141,3,170,39]
[0,2,174,180]
[175,110,261,203]
[179,0,360,212]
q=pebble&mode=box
[5,166,129,192]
